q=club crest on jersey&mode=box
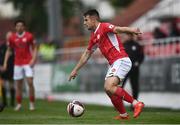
[97,34,100,40]
[109,25,114,29]
[22,38,27,42]
[111,68,116,72]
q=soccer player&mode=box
[1,20,38,111]
[0,31,15,108]
[69,9,144,119]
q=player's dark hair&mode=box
[83,9,100,19]
[14,19,26,26]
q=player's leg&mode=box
[15,79,23,111]
[24,65,35,111]
[26,77,35,110]
[121,71,129,88]
[105,77,129,119]
[9,80,15,107]
[116,58,144,118]
[1,79,7,107]
[109,95,129,120]
[7,61,15,107]
[0,78,5,112]
[13,65,24,111]
[105,58,135,103]
[105,58,144,118]
[129,68,139,100]
[0,76,7,108]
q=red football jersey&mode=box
[8,31,35,65]
[87,23,128,65]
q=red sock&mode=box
[16,95,22,104]
[110,95,126,114]
[115,87,134,103]
[29,96,35,102]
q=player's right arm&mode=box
[68,49,92,81]
[1,46,12,71]
[113,26,142,35]
[103,23,141,35]
[2,32,14,71]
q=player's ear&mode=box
[91,16,97,21]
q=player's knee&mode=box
[27,82,34,88]
[104,82,113,93]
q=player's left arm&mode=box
[113,26,142,35]
[0,46,12,72]
[29,37,38,67]
[68,49,92,81]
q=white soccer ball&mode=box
[67,100,85,117]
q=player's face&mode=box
[83,15,95,30]
[15,22,25,33]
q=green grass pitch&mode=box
[0,99,180,124]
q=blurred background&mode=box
[0,0,180,109]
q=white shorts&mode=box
[14,65,34,80]
[105,57,132,81]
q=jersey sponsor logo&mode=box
[22,38,27,42]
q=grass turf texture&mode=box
[0,99,180,124]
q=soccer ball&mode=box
[67,100,85,117]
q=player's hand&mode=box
[68,70,78,82]
[0,66,7,72]
[133,28,142,35]
[29,60,35,67]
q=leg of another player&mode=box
[26,77,35,111]
[121,72,129,88]
[14,79,23,111]
[0,78,7,108]
[104,76,144,118]
[9,80,15,107]
[130,68,139,100]
[1,80,7,107]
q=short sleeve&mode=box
[87,34,98,52]
[7,35,15,48]
[28,33,36,45]
[102,23,115,34]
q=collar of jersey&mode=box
[16,31,26,38]
[94,23,101,34]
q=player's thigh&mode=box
[23,65,34,78]
[104,76,119,89]
[8,80,14,89]
[14,66,24,80]
[26,77,34,87]
[15,79,24,90]
[105,57,132,85]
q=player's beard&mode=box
[88,27,92,30]
[87,26,95,31]
[84,24,93,31]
